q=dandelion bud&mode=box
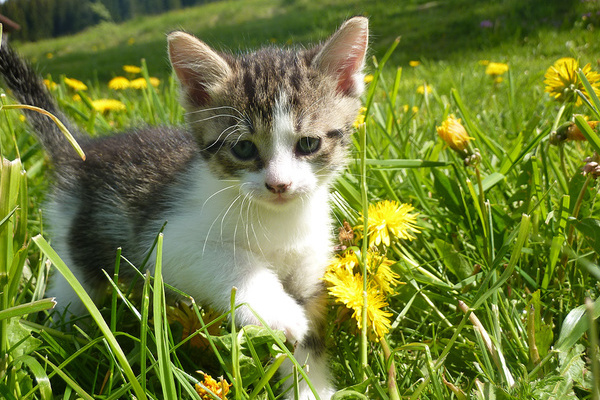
[436,115,474,155]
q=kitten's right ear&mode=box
[168,31,232,108]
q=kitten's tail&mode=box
[0,42,82,159]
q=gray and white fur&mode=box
[0,17,368,399]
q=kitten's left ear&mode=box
[312,17,369,97]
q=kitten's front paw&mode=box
[238,295,309,343]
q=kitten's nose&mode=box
[265,182,291,194]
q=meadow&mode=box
[2,0,600,398]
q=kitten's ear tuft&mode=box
[312,17,369,97]
[168,31,232,108]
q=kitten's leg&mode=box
[166,244,310,343]
[281,287,335,400]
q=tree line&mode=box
[0,0,214,42]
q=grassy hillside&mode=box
[14,0,584,82]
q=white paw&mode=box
[237,293,309,343]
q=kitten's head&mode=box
[168,17,368,209]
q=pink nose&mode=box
[265,182,291,194]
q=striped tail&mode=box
[0,42,82,160]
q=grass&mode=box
[2,0,600,398]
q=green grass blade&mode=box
[0,298,56,321]
[152,233,178,399]
[1,104,85,160]
[32,234,147,400]
[573,114,600,155]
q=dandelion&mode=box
[149,77,160,87]
[485,62,509,77]
[194,372,231,400]
[409,60,420,67]
[43,79,57,90]
[127,37,135,46]
[544,57,600,105]
[323,268,393,340]
[412,106,419,114]
[46,52,53,59]
[123,64,141,74]
[18,114,26,122]
[358,200,420,248]
[368,252,400,295]
[91,99,126,113]
[436,114,474,154]
[364,74,374,83]
[166,302,221,350]
[108,76,130,90]
[130,77,147,89]
[63,77,88,91]
[72,94,81,102]
[416,84,432,95]
[353,106,367,128]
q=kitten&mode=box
[0,17,368,399]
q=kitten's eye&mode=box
[296,137,321,156]
[231,140,258,160]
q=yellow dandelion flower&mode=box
[357,200,420,248]
[544,57,600,105]
[328,251,359,274]
[91,99,126,113]
[436,114,474,154]
[485,62,509,76]
[166,302,221,350]
[72,94,82,102]
[494,76,504,84]
[409,60,421,67]
[44,79,57,90]
[64,77,88,91]
[108,76,130,90]
[364,74,374,83]
[353,106,367,128]
[130,77,147,89]
[412,106,419,114]
[416,84,432,95]
[123,65,141,74]
[46,52,53,59]
[368,252,401,295]
[149,77,160,87]
[18,114,26,122]
[323,268,393,340]
[195,373,231,400]
[127,37,135,46]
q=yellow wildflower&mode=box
[149,77,160,87]
[358,200,420,248]
[353,106,367,128]
[123,65,141,74]
[46,52,53,59]
[166,302,221,350]
[412,106,419,114]
[63,77,88,91]
[328,251,359,274]
[18,114,26,122]
[323,268,393,340]
[368,252,400,295]
[436,114,474,154]
[364,74,374,83]
[127,37,135,46]
[91,99,126,113]
[44,79,57,90]
[544,57,600,105]
[72,94,81,102]
[108,76,130,90]
[130,77,147,89]
[195,373,231,400]
[485,62,509,77]
[417,84,432,95]
[409,60,420,67]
